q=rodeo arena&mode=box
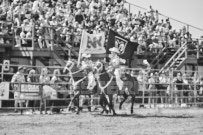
[0,0,203,134]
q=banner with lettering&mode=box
[20,84,57,99]
[0,82,9,100]
[21,84,40,99]
[79,30,106,54]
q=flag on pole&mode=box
[106,29,138,59]
[78,30,106,65]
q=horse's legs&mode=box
[99,93,109,114]
[109,94,117,115]
[68,92,79,110]
[44,99,47,114]
[99,94,105,114]
[131,95,135,114]
[119,93,128,110]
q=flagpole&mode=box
[77,30,85,66]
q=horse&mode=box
[63,60,94,114]
[94,61,116,115]
[118,69,139,114]
[96,64,139,115]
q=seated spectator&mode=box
[149,35,163,53]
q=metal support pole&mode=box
[187,25,190,33]
[20,83,23,115]
[197,41,199,59]
[32,24,35,50]
[68,49,71,60]
[51,28,54,50]
[194,80,197,107]
[171,69,174,107]
[40,84,43,114]
[128,3,131,15]
[142,73,145,106]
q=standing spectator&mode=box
[39,67,50,84]
[50,69,62,89]
[11,66,26,113]
[159,72,170,104]
[148,72,156,108]
[173,72,184,105]
[26,69,39,113]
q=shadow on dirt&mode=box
[92,113,194,119]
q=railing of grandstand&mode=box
[160,43,187,73]
[150,46,167,69]
[126,1,203,33]
[126,1,203,60]
[0,20,15,46]
[0,64,203,113]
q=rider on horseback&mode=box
[109,47,126,91]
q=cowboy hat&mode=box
[18,66,26,71]
[81,53,91,58]
[109,47,119,54]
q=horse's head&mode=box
[63,60,75,74]
[94,60,104,73]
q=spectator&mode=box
[173,72,184,105]
[159,72,170,104]
[11,66,26,113]
[26,69,39,113]
[148,72,156,108]
[39,67,50,84]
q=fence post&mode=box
[32,24,35,50]
[197,41,199,59]
[185,43,188,58]
[187,25,190,33]
[20,83,23,115]
[194,80,197,107]
[142,73,145,107]
[50,27,54,50]
[1,64,4,82]
[40,84,43,114]
[171,69,174,107]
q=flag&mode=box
[78,30,106,65]
[107,29,138,59]
[79,30,106,54]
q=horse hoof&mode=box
[100,110,104,114]
[113,113,117,116]
[131,110,134,114]
[119,106,122,110]
[76,111,80,115]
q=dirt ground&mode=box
[1,106,203,135]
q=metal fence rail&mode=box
[0,63,203,114]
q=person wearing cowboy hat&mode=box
[109,47,126,67]
[81,53,93,70]
[11,66,26,113]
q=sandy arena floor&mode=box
[0,106,203,135]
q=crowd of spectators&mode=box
[0,0,202,53]
[136,67,203,107]
[3,64,202,109]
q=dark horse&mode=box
[118,72,139,114]
[96,63,139,115]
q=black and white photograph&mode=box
[0,0,203,134]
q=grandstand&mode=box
[0,0,203,111]
[0,0,202,73]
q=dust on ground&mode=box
[0,107,203,135]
